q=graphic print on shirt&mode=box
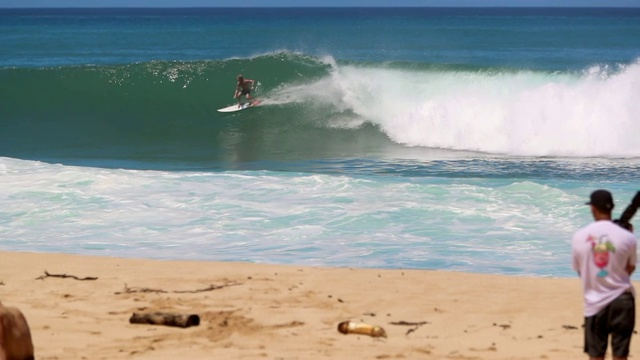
[587,235,617,277]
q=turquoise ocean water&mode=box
[1,7,639,277]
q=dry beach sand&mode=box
[1,251,639,359]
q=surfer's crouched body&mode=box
[235,74,255,106]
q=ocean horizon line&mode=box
[2,6,640,9]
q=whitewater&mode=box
[267,57,640,158]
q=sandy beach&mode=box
[1,251,638,359]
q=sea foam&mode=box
[270,59,640,158]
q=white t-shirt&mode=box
[572,220,637,316]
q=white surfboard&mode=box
[217,100,261,113]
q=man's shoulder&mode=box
[592,220,637,243]
[573,221,602,235]
[572,224,593,247]
[572,220,633,241]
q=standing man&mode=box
[572,189,638,360]
[234,74,256,107]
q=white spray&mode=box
[270,59,640,158]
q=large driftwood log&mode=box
[129,312,200,328]
[337,321,387,338]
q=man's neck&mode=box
[594,214,612,221]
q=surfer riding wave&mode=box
[234,74,256,107]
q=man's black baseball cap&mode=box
[586,189,614,212]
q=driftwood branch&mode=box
[390,321,429,326]
[115,281,241,295]
[173,283,241,293]
[36,270,98,281]
[390,320,430,335]
[116,285,167,294]
[129,312,200,328]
